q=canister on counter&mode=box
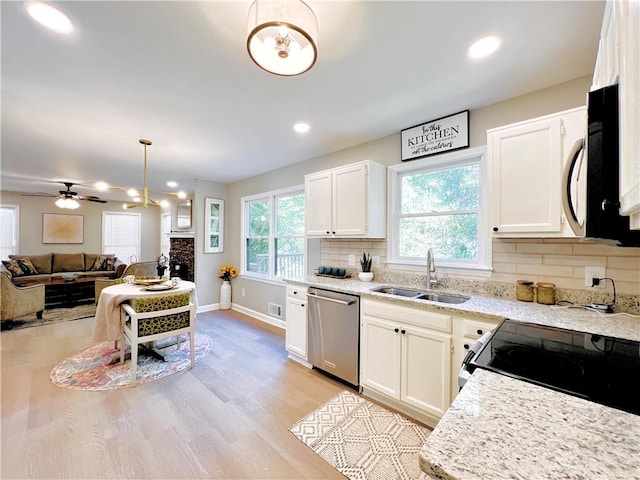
[536,282,556,305]
[516,280,535,302]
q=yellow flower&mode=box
[219,265,238,280]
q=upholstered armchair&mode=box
[94,261,159,304]
[119,292,195,386]
[1,270,45,321]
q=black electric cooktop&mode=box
[469,319,640,415]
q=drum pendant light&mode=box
[247,0,318,76]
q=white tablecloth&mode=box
[92,281,197,343]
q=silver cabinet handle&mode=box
[307,292,356,306]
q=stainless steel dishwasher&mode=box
[307,287,360,388]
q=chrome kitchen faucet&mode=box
[426,247,438,288]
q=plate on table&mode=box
[143,284,175,291]
[135,278,166,286]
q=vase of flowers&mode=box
[358,252,373,282]
[218,265,238,310]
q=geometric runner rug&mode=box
[50,332,212,390]
[1,304,97,331]
[289,391,431,480]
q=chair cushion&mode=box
[9,253,52,274]
[91,255,117,271]
[131,292,190,313]
[2,258,38,277]
[52,253,85,272]
[135,311,191,336]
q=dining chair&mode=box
[119,291,195,386]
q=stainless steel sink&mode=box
[369,286,470,304]
[414,292,470,304]
[369,286,422,297]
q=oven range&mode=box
[461,319,640,415]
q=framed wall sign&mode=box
[43,213,84,244]
[204,197,224,253]
[401,110,469,161]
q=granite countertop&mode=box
[419,369,640,480]
[287,276,640,341]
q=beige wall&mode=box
[1,191,163,261]
[227,75,639,318]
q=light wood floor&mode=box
[1,310,349,479]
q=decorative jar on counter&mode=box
[516,280,535,302]
[536,282,556,305]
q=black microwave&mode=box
[562,84,640,247]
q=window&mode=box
[242,186,305,281]
[161,212,171,260]
[0,205,19,260]
[102,211,141,263]
[388,146,490,274]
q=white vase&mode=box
[358,272,374,282]
[220,280,231,310]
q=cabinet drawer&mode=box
[462,318,499,339]
[361,299,451,333]
[286,285,308,299]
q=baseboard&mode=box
[228,303,286,330]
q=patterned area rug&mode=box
[1,304,97,331]
[290,391,431,480]
[50,332,212,390]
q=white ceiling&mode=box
[1,0,604,202]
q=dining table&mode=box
[92,280,197,343]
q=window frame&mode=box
[0,204,20,260]
[102,211,142,263]
[387,146,492,276]
[241,185,306,283]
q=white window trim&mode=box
[387,146,492,277]
[0,204,20,259]
[241,184,306,283]
[102,210,142,262]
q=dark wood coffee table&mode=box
[19,275,112,308]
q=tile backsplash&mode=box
[319,238,640,313]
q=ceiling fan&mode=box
[22,182,107,209]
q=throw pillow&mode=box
[9,253,52,274]
[2,258,38,277]
[91,255,116,271]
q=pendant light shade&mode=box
[247,0,318,76]
[55,197,80,209]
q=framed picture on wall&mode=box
[43,213,84,244]
[204,197,224,253]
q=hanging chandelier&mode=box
[121,139,186,210]
[246,0,318,76]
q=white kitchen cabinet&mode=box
[450,316,500,401]
[487,107,587,237]
[304,160,386,238]
[360,299,452,426]
[285,285,308,365]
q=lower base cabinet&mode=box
[360,299,452,426]
[285,285,308,364]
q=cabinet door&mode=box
[360,315,401,399]
[305,171,333,236]
[285,298,307,359]
[333,163,368,235]
[489,117,563,234]
[401,324,451,418]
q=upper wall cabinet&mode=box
[593,1,640,229]
[305,160,386,238]
[487,107,587,237]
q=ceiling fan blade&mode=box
[20,192,56,197]
[76,195,107,204]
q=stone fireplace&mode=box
[169,235,194,282]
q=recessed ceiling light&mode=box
[294,123,310,134]
[166,181,178,188]
[468,35,502,59]
[26,2,74,34]
[177,191,187,199]
[94,181,109,191]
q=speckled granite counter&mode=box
[287,276,640,341]
[418,369,640,480]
